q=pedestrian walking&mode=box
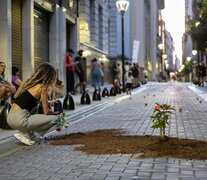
[131,63,140,87]
[143,69,148,84]
[198,62,206,87]
[112,62,121,85]
[74,50,86,93]
[7,63,63,146]
[90,58,103,90]
[65,48,76,94]
[126,71,134,95]
[112,62,121,92]
[124,62,130,80]
[0,61,16,105]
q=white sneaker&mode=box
[14,132,36,146]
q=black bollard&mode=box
[110,87,117,96]
[0,102,12,129]
[63,93,75,110]
[92,89,101,101]
[80,90,91,104]
[102,87,109,97]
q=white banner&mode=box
[132,40,140,64]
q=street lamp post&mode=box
[116,0,129,92]
[158,43,164,81]
[158,43,164,73]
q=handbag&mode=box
[0,102,12,129]
[54,100,63,113]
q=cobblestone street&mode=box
[1,82,207,180]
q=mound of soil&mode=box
[50,129,207,160]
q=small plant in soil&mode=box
[151,103,175,141]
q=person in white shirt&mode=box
[126,71,134,95]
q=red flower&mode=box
[154,104,160,111]
[56,128,62,132]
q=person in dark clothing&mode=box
[131,63,139,87]
[74,50,86,93]
[65,49,77,94]
[198,62,206,87]
[112,62,118,81]
[112,62,121,91]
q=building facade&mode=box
[183,0,193,61]
[129,0,165,81]
[165,31,174,72]
[0,0,122,91]
[0,0,169,91]
[0,0,78,92]
[78,0,112,84]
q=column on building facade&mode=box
[130,0,146,82]
[101,3,109,53]
[0,0,12,79]
[150,0,158,81]
[89,0,99,47]
[58,7,66,85]
[108,1,117,58]
[22,0,34,81]
[98,4,103,50]
[49,5,61,77]
[50,1,79,91]
[69,20,79,54]
[79,0,90,43]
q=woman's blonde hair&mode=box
[15,63,57,98]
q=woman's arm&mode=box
[1,80,16,93]
[14,78,22,87]
[41,86,60,115]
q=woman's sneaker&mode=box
[14,132,36,146]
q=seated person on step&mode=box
[0,62,16,106]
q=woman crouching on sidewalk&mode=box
[7,63,62,146]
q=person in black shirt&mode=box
[74,50,86,93]
[198,62,206,87]
[131,63,140,87]
[7,63,66,146]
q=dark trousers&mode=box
[66,70,75,93]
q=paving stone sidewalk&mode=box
[1,82,207,180]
